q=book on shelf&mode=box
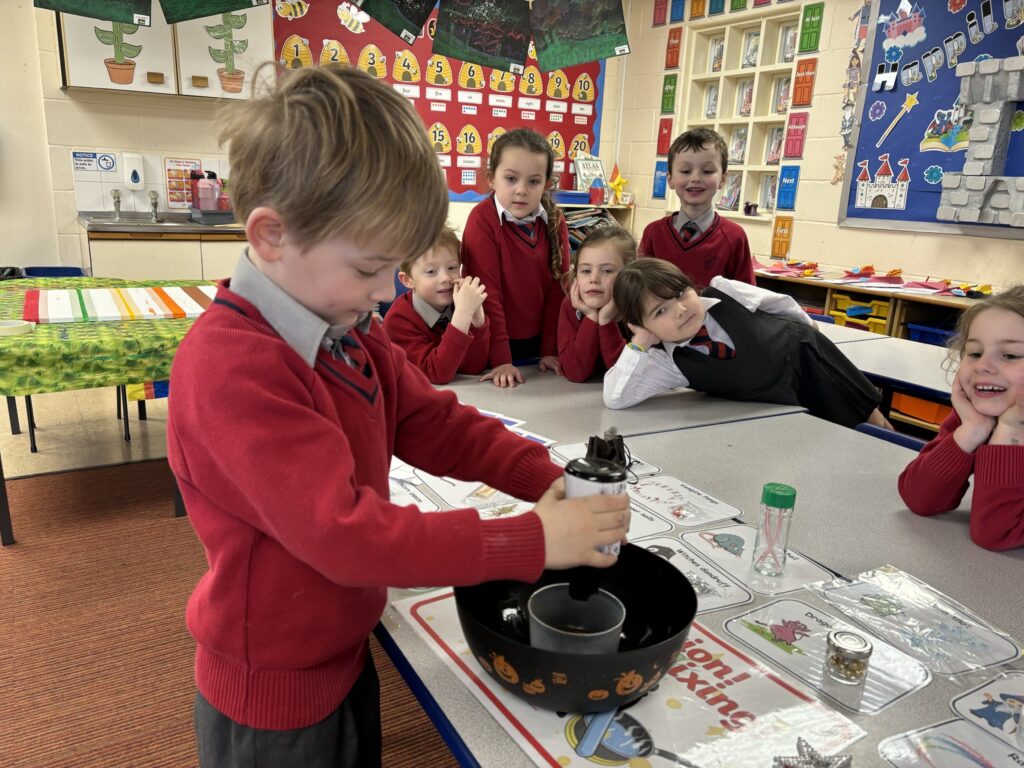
[736,79,754,117]
[728,126,748,165]
[761,174,778,211]
[742,29,760,68]
[704,83,719,119]
[773,76,791,114]
[564,207,619,248]
[765,126,784,164]
[708,36,724,72]
[779,23,798,63]
[717,172,742,211]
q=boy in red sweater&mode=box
[167,65,629,768]
[383,226,490,384]
[639,128,755,288]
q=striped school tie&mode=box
[689,325,735,359]
[681,221,700,243]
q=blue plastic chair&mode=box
[854,422,926,451]
[378,269,409,317]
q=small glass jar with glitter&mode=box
[825,629,872,685]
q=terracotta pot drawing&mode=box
[104,59,136,85]
[217,68,245,93]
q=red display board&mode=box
[274,5,606,201]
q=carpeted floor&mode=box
[0,460,459,767]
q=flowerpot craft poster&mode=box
[176,5,273,98]
[60,11,176,93]
[273,3,605,200]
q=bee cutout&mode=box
[487,127,506,154]
[458,62,484,90]
[337,2,370,34]
[320,40,350,67]
[458,125,482,155]
[428,122,452,153]
[426,55,453,86]
[392,50,420,82]
[546,69,569,99]
[489,69,516,93]
[280,35,312,69]
[357,45,386,78]
[568,134,590,159]
[546,132,565,160]
[572,73,595,102]
[528,40,537,60]
[275,0,308,20]
[519,66,542,96]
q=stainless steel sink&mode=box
[79,211,241,233]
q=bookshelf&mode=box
[677,6,802,227]
[557,204,636,250]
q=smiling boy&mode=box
[639,128,755,288]
[383,226,490,384]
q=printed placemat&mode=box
[629,475,743,529]
[724,599,931,714]
[394,591,864,768]
[879,718,1023,767]
[950,671,1024,752]
[680,524,833,596]
[638,536,752,615]
[817,566,1021,675]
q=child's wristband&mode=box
[628,342,647,353]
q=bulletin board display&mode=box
[273,5,605,201]
[844,0,1024,230]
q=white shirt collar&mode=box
[410,291,452,328]
[494,196,548,226]
[662,295,723,355]
[674,206,715,235]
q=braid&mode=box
[541,190,565,280]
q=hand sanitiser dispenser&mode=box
[123,152,144,191]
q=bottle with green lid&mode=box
[752,482,796,577]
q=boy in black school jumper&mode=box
[639,128,755,288]
[167,64,630,768]
[604,259,890,429]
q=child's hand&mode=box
[598,299,619,326]
[533,479,630,569]
[569,279,598,321]
[626,323,660,350]
[451,276,487,332]
[991,400,1024,446]
[471,302,486,328]
[951,376,996,452]
[481,363,523,388]
[538,355,561,376]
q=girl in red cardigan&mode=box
[898,285,1024,550]
[460,128,570,388]
[557,226,635,382]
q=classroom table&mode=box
[441,368,806,443]
[0,277,205,545]
[814,321,890,345]
[838,336,953,401]
[379,413,1023,767]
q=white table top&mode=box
[814,321,889,345]
[381,412,1023,767]
[839,336,953,399]
[441,367,806,442]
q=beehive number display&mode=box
[273,5,604,200]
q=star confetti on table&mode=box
[773,738,852,768]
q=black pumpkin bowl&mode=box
[454,544,698,713]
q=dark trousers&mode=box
[510,334,542,365]
[194,654,381,768]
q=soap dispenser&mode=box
[124,152,145,191]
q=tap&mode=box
[110,188,122,222]
[148,190,161,223]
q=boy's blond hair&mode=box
[399,226,461,276]
[220,64,447,261]
[613,258,698,328]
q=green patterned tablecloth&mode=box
[0,277,211,397]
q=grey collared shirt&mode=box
[494,197,549,227]
[411,292,453,329]
[229,248,371,368]
[674,206,716,236]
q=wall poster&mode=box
[274,4,605,202]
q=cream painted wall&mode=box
[612,0,1023,288]
[3,3,58,266]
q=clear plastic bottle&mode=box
[752,482,796,577]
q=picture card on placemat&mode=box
[639,536,753,614]
[879,718,1023,767]
[629,475,742,528]
[725,599,931,714]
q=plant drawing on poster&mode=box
[360,0,435,44]
[528,0,630,72]
[845,0,1024,229]
[434,0,531,71]
[177,6,273,98]
[273,4,605,202]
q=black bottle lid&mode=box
[564,457,627,483]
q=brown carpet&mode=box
[0,460,459,768]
